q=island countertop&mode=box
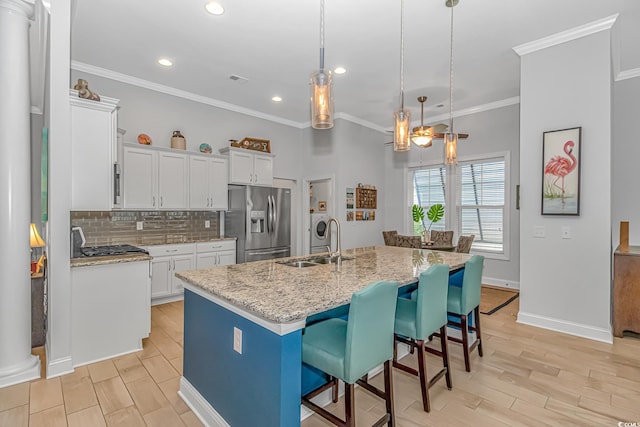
[176,245,471,324]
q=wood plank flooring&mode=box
[1,292,639,426]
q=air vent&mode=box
[229,74,249,84]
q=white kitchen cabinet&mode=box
[69,90,119,210]
[71,260,150,366]
[144,244,196,305]
[123,144,188,209]
[189,154,228,210]
[195,240,236,269]
[220,147,274,186]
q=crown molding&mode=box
[422,96,520,125]
[71,61,306,129]
[616,67,640,82]
[513,14,618,56]
[335,113,387,133]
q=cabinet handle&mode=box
[153,196,156,207]
[216,254,220,265]
[207,197,210,207]
[160,196,163,207]
[249,173,253,182]
[254,174,258,183]
[166,249,178,253]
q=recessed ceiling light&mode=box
[334,67,346,75]
[272,96,282,102]
[158,58,173,67]
[436,104,445,108]
[205,1,224,15]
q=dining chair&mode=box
[447,255,484,372]
[395,235,421,248]
[302,280,399,427]
[382,230,398,246]
[393,264,452,412]
[430,230,454,246]
[455,234,475,253]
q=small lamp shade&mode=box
[393,110,411,152]
[444,132,458,165]
[30,223,45,248]
[411,126,433,148]
[310,70,334,129]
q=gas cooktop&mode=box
[80,244,148,257]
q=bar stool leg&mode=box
[345,383,355,427]
[416,339,430,412]
[474,306,484,357]
[439,326,452,389]
[461,314,471,372]
[383,360,395,426]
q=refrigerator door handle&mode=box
[267,194,273,234]
[272,194,277,232]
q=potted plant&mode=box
[412,203,444,242]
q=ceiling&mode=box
[70,0,640,131]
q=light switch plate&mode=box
[233,327,242,354]
[533,226,545,238]
[205,220,210,229]
[562,226,571,239]
[136,221,143,231]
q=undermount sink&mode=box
[277,261,320,268]
[304,255,354,264]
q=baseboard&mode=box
[179,376,230,427]
[0,355,41,388]
[482,276,520,290]
[517,311,613,343]
[72,346,143,369]
[151,294,184,306]
[46,355,74,379]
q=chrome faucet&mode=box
[326,217,341,260]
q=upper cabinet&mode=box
[123,144,188,209]
[189,154,228,210]
[220,147,274,186]
[70,90,119,210]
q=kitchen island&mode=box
[176,246,471,427]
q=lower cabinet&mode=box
[145,240,236,305]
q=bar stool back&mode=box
[302,280,399,427]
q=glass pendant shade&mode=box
[444,132,458,165]
[310,70,334,129]
[411,126,433,147]
[393,109,411,152]
[30,223,45,248]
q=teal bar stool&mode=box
[393,264,452,412]
[302,281,399,427]
[447,255,485,372]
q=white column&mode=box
[0,0,40,387]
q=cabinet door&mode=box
[189,156,210,209]
[150,257,171,298]
[229,150,254,184]
[70,100,116,210]
[124,147,157,209]
[172,254,196,294]
[158,152,188,209]
[217,250,236,266]
[253,154,274,186]
[209,157,228,210]
[196,253,218,269]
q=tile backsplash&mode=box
[71,211,220,246]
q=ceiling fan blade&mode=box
[432,123,449,133]
[433,133,469,139]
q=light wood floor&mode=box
[2,293,640,426]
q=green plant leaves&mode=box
[412,204,425,223]
[426,203,444,224]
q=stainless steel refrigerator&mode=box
[226,185,291,263]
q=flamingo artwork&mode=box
[544,140,577,203]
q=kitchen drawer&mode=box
[144,243,196,257]
[196,240,236,253]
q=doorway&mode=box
[302,176,335,256]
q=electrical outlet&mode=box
[205,220,210,229]
[562,226,571,239]
[136,221,143,231]
[533,226,545,238]
[233,327,242,354]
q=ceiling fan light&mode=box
[411,125,433,147]
[310,70,334,129]
[444,132,458,165]
[393,109,411,152]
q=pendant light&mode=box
[411,96,433,147]
[393,0,411,152]
[444,0,461,165]
[310,0,334,129]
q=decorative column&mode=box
[0,0,40,387]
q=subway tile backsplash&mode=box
[71,211,220,246]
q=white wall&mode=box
[518,30,612,342]
[612,76,640,248]
[383,104,521,288]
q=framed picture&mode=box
[318,201,327,211]
[231,137,271,153]
[541,127,581,215]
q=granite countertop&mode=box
[176,245,472,324]
[71,253,153,268]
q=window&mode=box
[409,153,508,257]
[457,158,505,253]
[411,166,447,234]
